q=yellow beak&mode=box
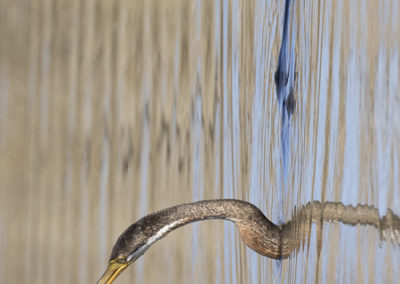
[97,259,129,284]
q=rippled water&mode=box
[0,0,399,283]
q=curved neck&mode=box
[111,199,282,260]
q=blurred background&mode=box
[0,0,399,283]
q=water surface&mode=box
[0,0,399,283]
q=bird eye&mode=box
[116,255,126,263]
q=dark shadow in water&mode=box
[275,0,296,177]
[274,0,297,225]
[282,201,400,257]
[275,0,296,115]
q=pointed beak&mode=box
[97,259,129,284]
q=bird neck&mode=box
[137,199,283,259]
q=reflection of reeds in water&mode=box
[282,201,400,257]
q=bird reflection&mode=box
[275,0,296,116]
[98,199,400,283]
[274,0,297,216]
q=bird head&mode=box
[97,220,153,284]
